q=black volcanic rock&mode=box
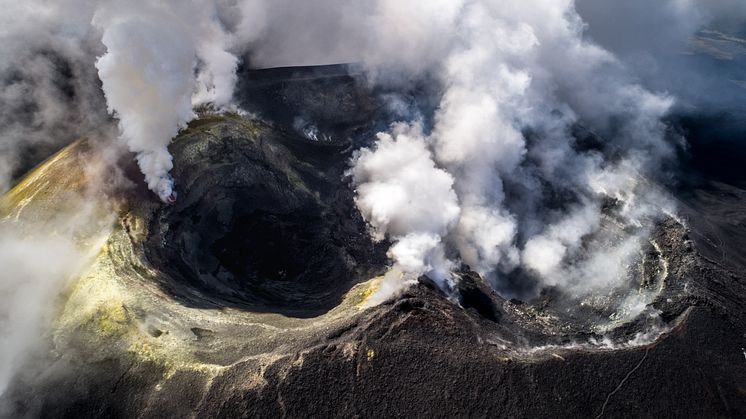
[143,115,387,317]
[234,64,377,145]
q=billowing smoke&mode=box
[1,0,741,201]
[0,0,238,202]
[93,0,237,202]
[351,122,460,291]
[337,0,678,298]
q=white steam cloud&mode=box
[351,122,460,290]
[218,0,728,298]
[93,0,237,202]
[339,0,680,297]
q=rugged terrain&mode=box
[0,66,745,418]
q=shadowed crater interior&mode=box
[142,116,386,317]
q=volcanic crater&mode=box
[1,66,744,418]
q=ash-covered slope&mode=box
[1,67,745,419]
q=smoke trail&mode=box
[93,0,237,203]
[350,122,460,292]
[343,0,678,298]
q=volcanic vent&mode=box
[142,115,386,317]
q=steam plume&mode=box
[351,122,460,290]
[342,0,679,297]
[93,0,237,202]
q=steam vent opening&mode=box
[142,116,386,318]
